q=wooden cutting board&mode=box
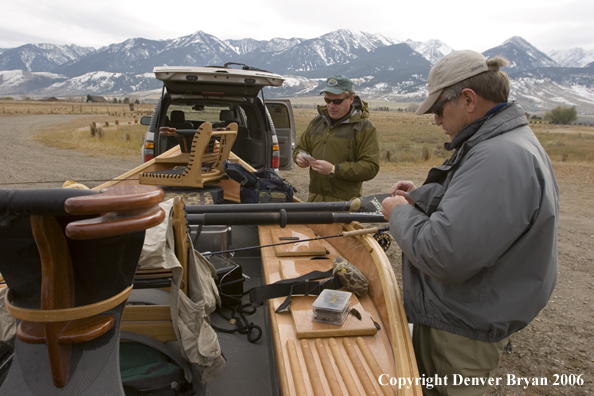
[270,226,327,257]
[279,259,377,339]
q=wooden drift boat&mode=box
[258,222,421,396]
[0,123,422,395]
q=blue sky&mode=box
[2,0,593,53]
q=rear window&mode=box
[266,103,291,128]
[166,103,234,124]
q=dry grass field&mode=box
[295,106,594,167]
[4,99,593,166]
[0,99,154,117]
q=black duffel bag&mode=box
[223,160,296,203]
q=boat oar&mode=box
[184,193,391,214]
[186,211,386,226]
[202,225,388,256]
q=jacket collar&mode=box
[444,103,511,151]
[317,95,369,126]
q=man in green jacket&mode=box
[293,75,380,202]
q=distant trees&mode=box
[407,103,420,113]
[545,106,578,125]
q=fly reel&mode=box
[374,232,392,252]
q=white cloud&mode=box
[2,0,592,52]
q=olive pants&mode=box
[413,324,509,396]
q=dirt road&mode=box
[2,114,593,395]
[0,114,139,189]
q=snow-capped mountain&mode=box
[482,36,558,71]
[0,43,95,73]
[53,38,168,77]
[39,71,160,96]
[225,38,269,55]
[0,31,592,113]
[548,47,594,68]
[0,70,67,95]
[53,32,240,77]
[234,29,397,74]
[508,66,594,112]
[405,39,453,64]
[267,43,431,99]
[243,37,305,54]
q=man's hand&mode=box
[391,181,416,195]
[309,159,334,175]
[382,180,417,220]
[390,180,416,205]
[381,196,409,221]
[295,153,310,168]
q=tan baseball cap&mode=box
[416,50,494,115]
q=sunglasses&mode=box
[431,97,450,117]
[324,97,347,105]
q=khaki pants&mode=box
[413,324,509,396]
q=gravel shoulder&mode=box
[2,114,593,395]
[0,114,140,189]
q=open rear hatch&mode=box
[154,65,285,97]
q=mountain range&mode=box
[0,29,593,114]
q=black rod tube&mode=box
[184,200,356,214]
[186,211,386,226]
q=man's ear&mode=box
[461,88,478,113]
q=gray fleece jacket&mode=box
[389,103,559,342]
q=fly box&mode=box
[311,289,352,326]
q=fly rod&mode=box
[202,226,389,257]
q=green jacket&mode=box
[293,97,380,201]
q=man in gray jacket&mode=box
[382,50,559,396]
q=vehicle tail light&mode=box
[143,141,155,163]
[271,143,280,169]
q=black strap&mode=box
[248,269,342,313]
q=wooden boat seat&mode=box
[0,185,164,393]
[139,122,237,188]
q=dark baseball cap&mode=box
[320,75,353,95]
